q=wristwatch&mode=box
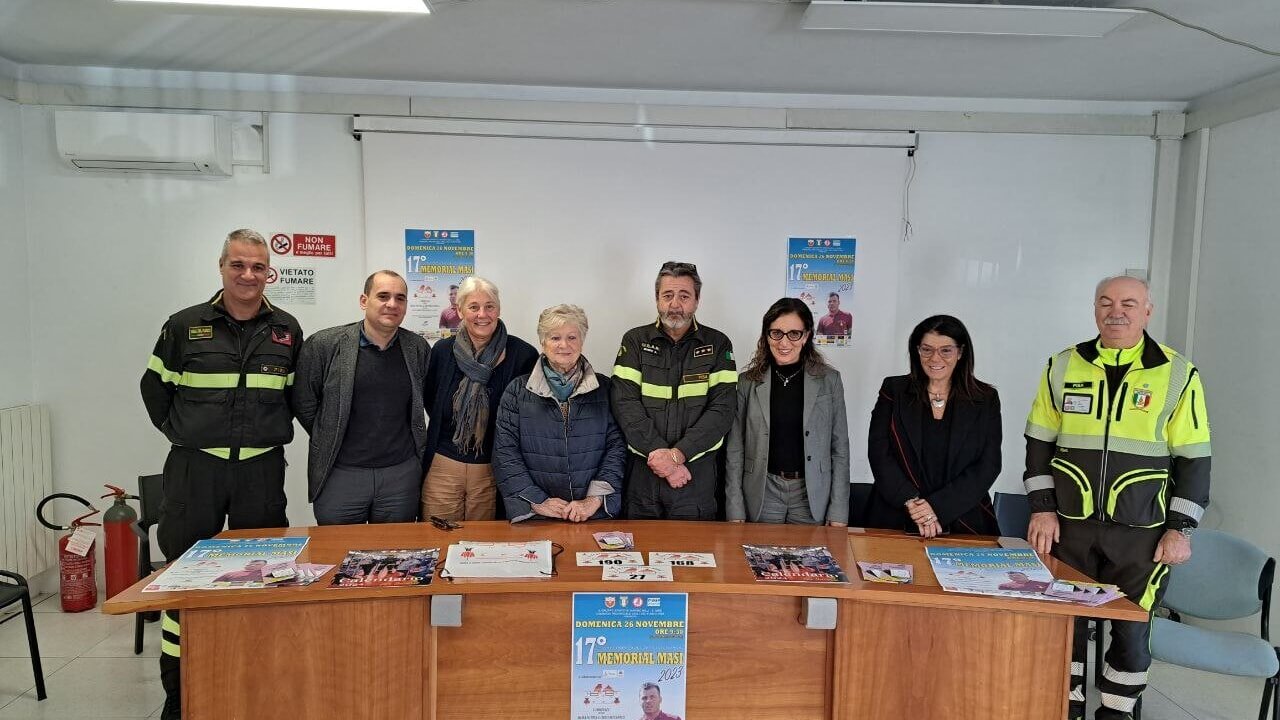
[1177,526,1195,539]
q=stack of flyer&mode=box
[925,546,1122,606]
[742,544,849,583]
[144,537,323,592]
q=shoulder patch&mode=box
[188,326,213,341]
[725,350,734,361]
[617,345,626,358]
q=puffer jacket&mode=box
[492,357,626,522]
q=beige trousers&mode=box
[420,454,497,522]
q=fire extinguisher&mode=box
[35,493,100,613]
[101,484,140,600]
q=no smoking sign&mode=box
[270,234,292,255]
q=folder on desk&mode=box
[443,540,554,578]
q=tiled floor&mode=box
[0,595,1270,719]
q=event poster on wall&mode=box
[404,229,475,340]
[786,237,856,347]
[571,592,688,720]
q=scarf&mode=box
[541,356,585,403]
[450,320,509,455]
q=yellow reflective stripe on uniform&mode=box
[161,639,181,657]
[199,447,275,460]
[707,369,737,386]
[613,365,643,385]
[146,355,182,384]
[245,374,288,390]
[285,372,296,387]
[641,383,673,400]
[1105,470,1167,517]
[677,382,708,398]
[626,444,647,457]
[161,613,180,636]
[1050,457,1093,519]
[179,372,239,389]
[1025,422,1058,443]
[1138,564,1170,611]
[1171,441,1211,459]
[686,437,724,464]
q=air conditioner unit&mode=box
[54,110,234,176]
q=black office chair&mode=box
[0,570,47,701]
[132,473,165,655]
[848,483,874,527]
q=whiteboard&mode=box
[362,130,1155,489]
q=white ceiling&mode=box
[0,0,1278,102]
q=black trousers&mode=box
[624,454,719,520]
[158,446,288,718]
[1054,518,1168,720]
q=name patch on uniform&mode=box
[692,345,714,358]
[1064,381,1093,389]
[271,328,294,347]
[1062,393,1093,414]
[260,364,288,376]
[188,326,213,341]
[682,372,709,384]
[640,342,661,355]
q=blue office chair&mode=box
[1148,528,1279,720]
[993,491,1031,538]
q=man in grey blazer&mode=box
[293,270,431,524]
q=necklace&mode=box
[929,392,947,408]
[775,366,802,387]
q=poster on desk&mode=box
[572,592,688,720]
[404,229,474,341]
[786,237,856,347]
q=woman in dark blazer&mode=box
[726,297,850,526]
[866,314,1001,537]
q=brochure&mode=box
[1044,579,1124,606]
[856,561,914,584]
[442,540,554,578]
[741,544,849,583]
[593,531,635,550]
[330,549,439,587]
[143,537,309,592]
[925,546,1060,599]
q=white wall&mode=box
[20,108,368,529]
[1184,106,1280,631]
[0,96,33,408]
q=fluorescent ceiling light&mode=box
[117,0,430,13]
[802,2,1140,38]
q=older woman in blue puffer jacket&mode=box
[493,304,626,522]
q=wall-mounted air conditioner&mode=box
[54,110,234,176]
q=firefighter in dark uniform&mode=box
[1024,275,1210,720]
[140,229,303,720]
[611,261,737,519]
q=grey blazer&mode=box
[724,366,851,524]
[292,322,431,501]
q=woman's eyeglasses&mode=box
[917,344,960,359]
[768,329,807,342]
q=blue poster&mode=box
[572,592,688,720]
[786,237,856,347]
[404,229,475,341]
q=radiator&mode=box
[0,404,56,578]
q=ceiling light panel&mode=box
[117,0,430,13]
[802,2,1140,38]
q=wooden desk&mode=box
[104,522,1144,720]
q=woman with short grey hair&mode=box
[493,304,625,522]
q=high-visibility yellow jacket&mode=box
[141,292,303,461]
[1023,333,1210,529]
[610,318,737,464]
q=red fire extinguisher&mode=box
[101,484,140,600]
[36,493,100,613]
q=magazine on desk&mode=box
[330,549,440,587]
[143,537,310,592]
[742,544,849,583]
[925,546,1064,600]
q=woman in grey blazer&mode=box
[726,298,850,525]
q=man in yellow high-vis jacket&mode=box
[140,229,303,720]
[1024,275,1210,720]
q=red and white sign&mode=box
[292,234,336,258]
[269,233,292,255]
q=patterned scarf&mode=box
[450,320,509,455]
[541,355,585,403]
